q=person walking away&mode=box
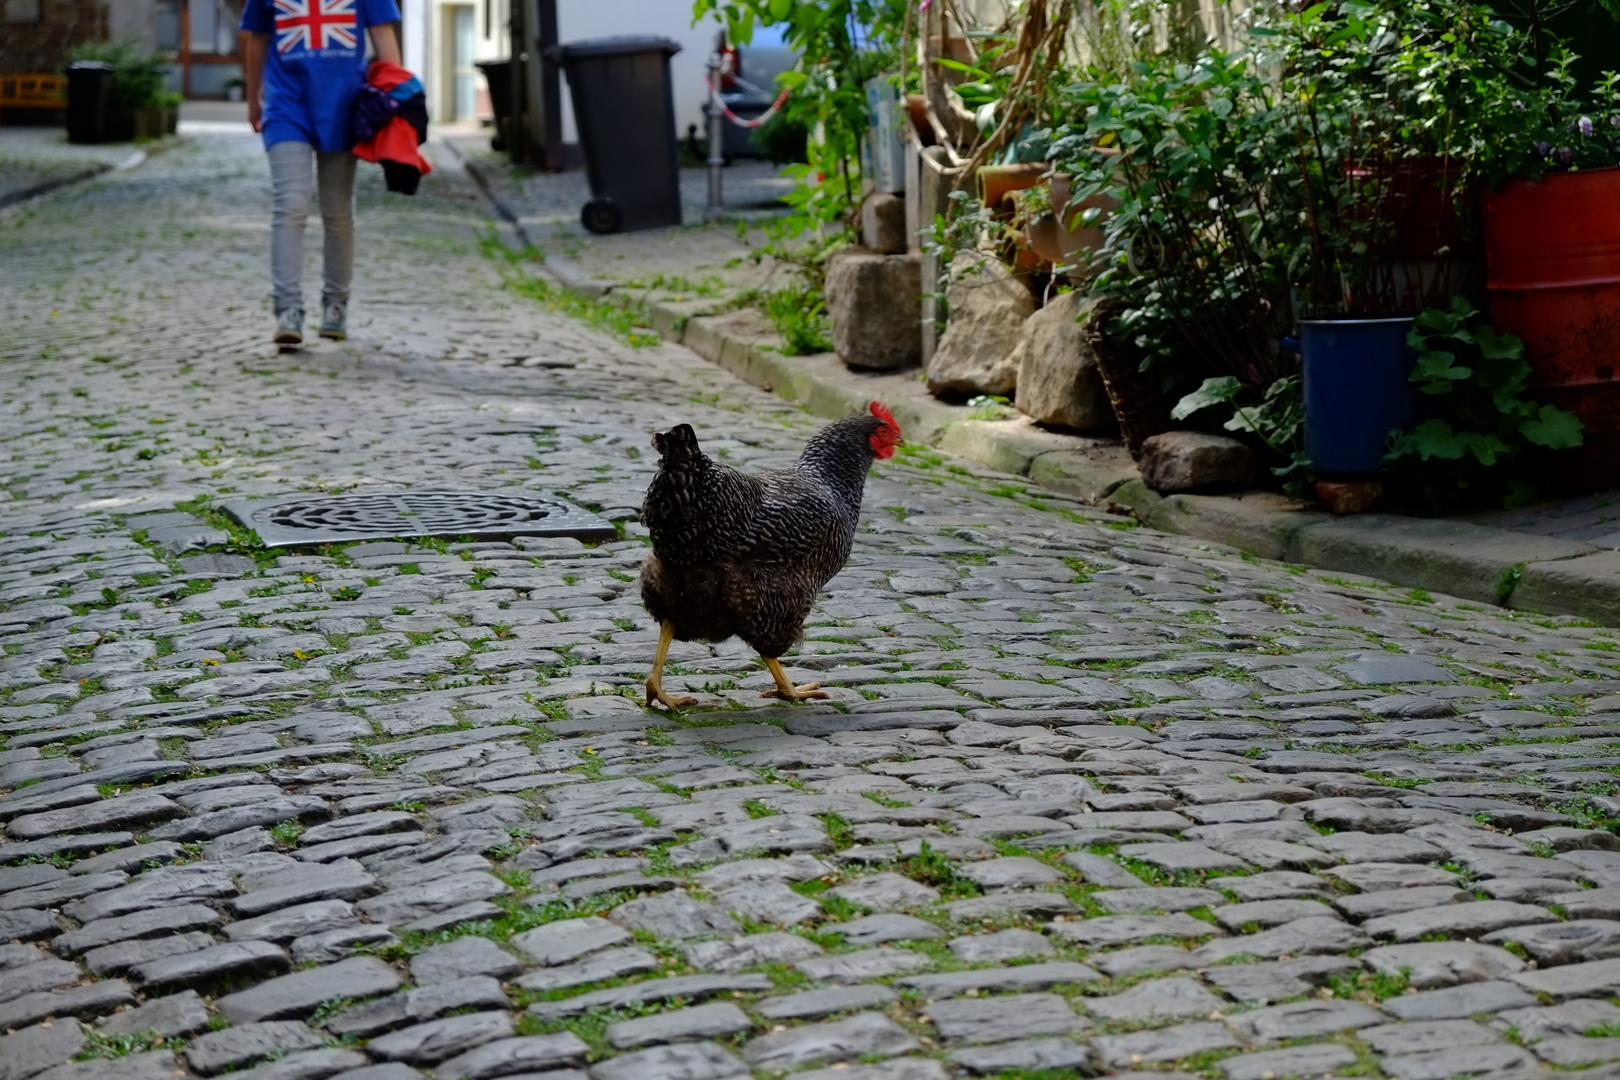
[242,0,403,345]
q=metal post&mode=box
[705,50,724,222]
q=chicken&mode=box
[638,401,903,710]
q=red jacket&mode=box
[353,61,431,194]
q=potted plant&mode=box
[1052,3,1434,485]
[63,37,171,142]
[134,90,182,139]
[1021,173,1115,270]
[1393,0,1620,483]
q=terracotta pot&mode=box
[1483,165,1620,487]
[977,162,1047,212]
[133,107,170,140]
[904,94,934,146]
[1025,174,1117,268]
[927,36,972,67]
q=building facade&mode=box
[1,0,106,74]
[409,0,721,134]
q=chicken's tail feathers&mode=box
[652,423,702,461]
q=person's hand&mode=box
[248,98,263,132]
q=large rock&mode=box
[1138,431,1255,493]
[825,252,922,371]
[861,193,908,254]
[1011,290,1116,432]
[926,253,1035,397]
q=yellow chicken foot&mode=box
[645,621,696,711]
[761,657,830,701]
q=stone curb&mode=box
[0,141,172,211]
[0,164,109,210]
[579,278,1620,626]
[446,140,1620,627]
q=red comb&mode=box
[870,401,899,432]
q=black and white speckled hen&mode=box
[638,401,903,709]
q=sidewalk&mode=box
[0,127,151,208]
[447,136,1620,627]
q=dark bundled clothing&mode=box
[354,81,427,144]
[352,61,432,195]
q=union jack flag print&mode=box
[273,0,358,53]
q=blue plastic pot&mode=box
[1300,317,1417,476]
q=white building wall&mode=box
[554,0,721,143]
[106,0,159,50]
[406,0,720,139]
[401,0,428,98]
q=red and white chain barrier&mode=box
[706,76,792,129]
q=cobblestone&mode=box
[6,127,1620,1080]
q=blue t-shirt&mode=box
[241,0,402,153]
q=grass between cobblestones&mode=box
[12,132,1620,1080]
[479,231,662,348]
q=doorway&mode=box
[448,5,475,121]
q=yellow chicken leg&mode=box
[761,657,830,702]
[645,621,696,711]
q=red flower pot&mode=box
[1483,166,1620,487]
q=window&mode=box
[156,0,181,49]
[189,0,218,53]
[451,5,474,119]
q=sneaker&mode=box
[318,301,347,341]
[274,308,303,346]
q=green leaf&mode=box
[767,0,792,21]
[1473,324,1524,362]
[974,100,998,135]
[1410,350,1470,395]
[1520,404,1585,449]
[1505,481,1540,510]
[1170,376,1242,421]
[1408,418,1468,460]
[935,58,993,80]
[1223,411,1257,434]
[1467,432,1513,467]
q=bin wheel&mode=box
[582,198,622,235]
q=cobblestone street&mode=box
[11,129,1620,1080]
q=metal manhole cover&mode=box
[222,490,618,547]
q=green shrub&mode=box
[762,283,833,356]
[63,37,171,112]
[750,107,809,165]
[1384,297,1584,509]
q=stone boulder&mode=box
[825,252,922,371]
[926,253,1035,397]
[1138,431,1255,493]
[1011,290,1116,433]
[861,193,908,254]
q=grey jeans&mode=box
[269,140,356,315]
